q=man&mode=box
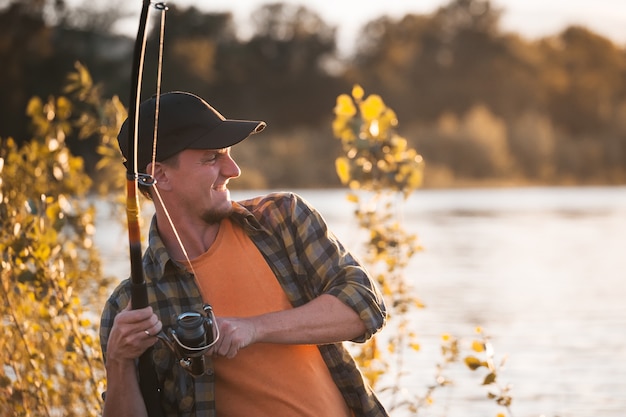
[99,91,389,417]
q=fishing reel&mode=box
[159,304,219,377]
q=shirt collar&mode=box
[143,200,268,280]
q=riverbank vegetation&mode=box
[0,83,110,416]
[333,85,513,416]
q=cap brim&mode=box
[187,119,266,150]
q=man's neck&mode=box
[155,213,221,261]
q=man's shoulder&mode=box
[100,279,131,328]
[235,191,301,216]
[233,191,312,232]
[104,278,131,308]
[237,191,298,207]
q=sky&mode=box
[113,0,626,55]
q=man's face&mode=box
[162,147,241,224]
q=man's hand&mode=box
[106,302,163,363]
[102,302,161,417]
[208,317,257,359]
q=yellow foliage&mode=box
[472,340,485,352]
[332,85,424,197]
[335,157,351,185]
[352,84,365,100]
[482,372,497,385]
[56,96,72,120]
[465,356,484,370]
[360,94,385,122]
[332,86,513,417]
[334,94,357,117]
[0,63,120,416]
[346,193,359,203]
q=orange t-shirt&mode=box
[189,218,352,417]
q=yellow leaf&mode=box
[472,340,485,352]
[352,84,364,100]
[77,61,93,86]
[26,97,43,118]
[340,127,356,142]
[413,298,425,308]
[56,96,73,120]
[346,193,359,203]
[482,372,497,385]
[332,118,347,138]
[464,356,483,370]
[335,157,351,184]
[360,94,385,121]
[406,168,423,190]
[334,94,357,117]
[380,108,398,129]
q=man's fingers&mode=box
[107,304,161,360]
[207,318,255,358]
[143,319,163,338]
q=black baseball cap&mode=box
[118,91,266,171]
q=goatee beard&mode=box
[201,208,231,225]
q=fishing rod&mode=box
[125,1,164,416]
[124,2,220,415]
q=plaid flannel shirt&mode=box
[100,192,389,417]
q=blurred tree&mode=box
[509,110,556,180]
[416,105,511,180]
[0,0,131,171]
[237,2,346,127]
[58,0,129,33]
[352,0,543,124]
[0,1,56,142]
[1,0,625,187]
[535,26,626,183]
[142,5,239,102]
[539,26,626,135]
[143,2,346,128]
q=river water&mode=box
[95,186,626,417]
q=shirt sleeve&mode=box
[281,193,388,342]
[99,280,131,364]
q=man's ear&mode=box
[146,161,172,191]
